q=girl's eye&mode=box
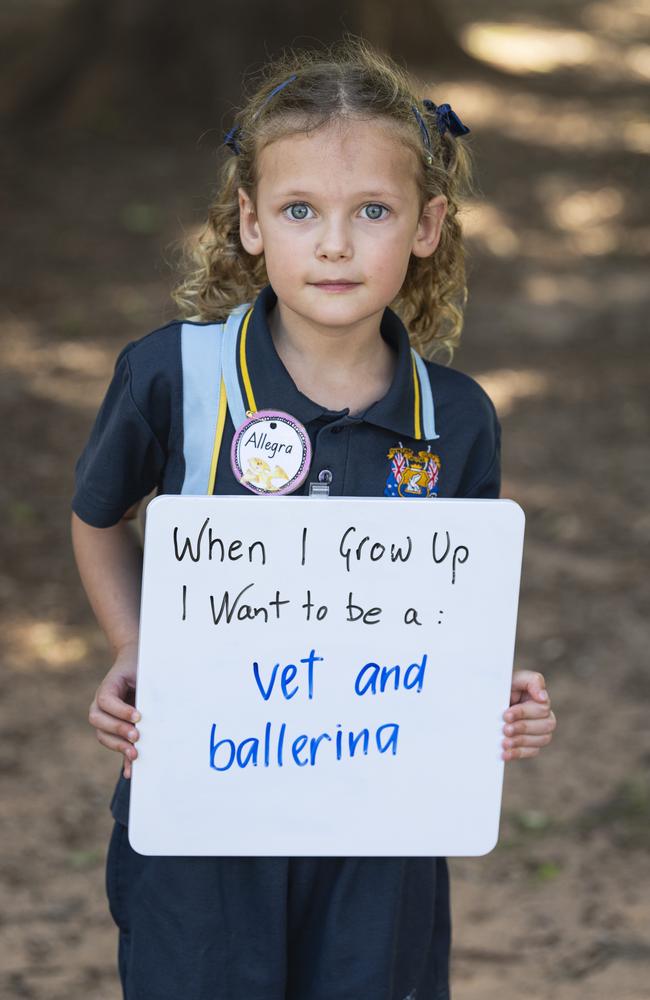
[284,203,313,221]
[362,203,389,221]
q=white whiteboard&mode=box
[129,496,524,856]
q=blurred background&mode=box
[1,1,649,997]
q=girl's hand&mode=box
[88,642,141,779]
[502,669,556,761]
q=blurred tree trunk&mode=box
[2,0,479,141]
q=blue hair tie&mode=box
[223,74,298,156]
[223,124,242,155]
[262,74,298,107]
[411,105,433,157]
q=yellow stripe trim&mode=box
[411,352,422,439]
[208,375,228,493]
[239,308,257,412]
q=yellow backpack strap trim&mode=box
[238,307,257,412]
[411,348,439,441]
[411,351,422,440]
[222,304,251,431]
[208,376,228,494]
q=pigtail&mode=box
[392,98,475,359]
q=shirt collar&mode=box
[240,284,422,440]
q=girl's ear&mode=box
[411,195,448,259]
[238,187,264,255]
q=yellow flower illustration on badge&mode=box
[240,456,289,492]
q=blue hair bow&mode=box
[422,99,471,138]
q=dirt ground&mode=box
[2,3,650,999]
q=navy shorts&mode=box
[106,820,451,1000]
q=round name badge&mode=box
[231,409,312,496]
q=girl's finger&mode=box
[502,733,552,750]
[96,729,139,761]
[503,715,557,737]
[511,670,548,696]
[89,705,139,743]
[502,745,543,761]
[504,702,554,723]
[95,688,141,724]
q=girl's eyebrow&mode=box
[274,189,405,202]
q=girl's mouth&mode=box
[311,281,360,292]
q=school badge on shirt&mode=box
[384,445,441,498]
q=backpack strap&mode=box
[180,321,225,494]
[221,305,251,431]
[180,305,251,495]
[411,349,439,441]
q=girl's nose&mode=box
[316,219,353,260]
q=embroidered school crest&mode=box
[384,446,441,498]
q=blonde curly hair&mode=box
[171,37,474,358]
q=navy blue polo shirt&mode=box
[72,282,500,825]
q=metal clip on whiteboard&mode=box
[309,483,330,497]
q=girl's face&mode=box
[238,119,446,336]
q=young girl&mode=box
[72,38,556,1000]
